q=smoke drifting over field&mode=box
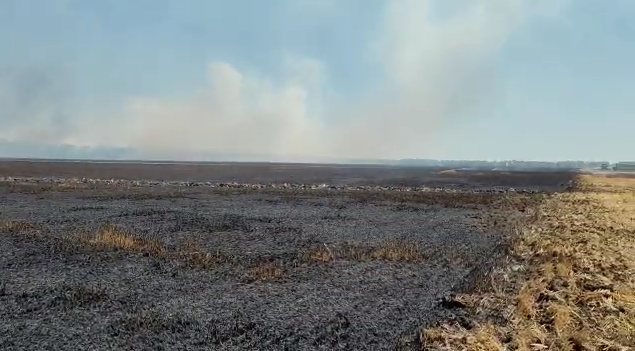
[0,0,566,161]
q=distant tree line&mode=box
[396,159,609,171]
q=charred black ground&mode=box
[0,161,576,350]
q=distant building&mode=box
[601,163,610,170]
[614,162,635,172]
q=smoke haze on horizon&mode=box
[1,0,634,162]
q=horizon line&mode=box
[0,156,620,167]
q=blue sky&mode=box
[1,0,634,162]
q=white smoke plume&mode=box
[0,0,568,161]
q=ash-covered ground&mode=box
[0,161,576,350]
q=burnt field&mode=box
[0,160,576,189]
[0,161,577,350]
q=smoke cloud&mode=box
[0,0,567,161]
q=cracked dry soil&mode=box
[0,164,569,350]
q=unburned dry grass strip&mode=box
[421,175,635,350]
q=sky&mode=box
[1,0,634,162]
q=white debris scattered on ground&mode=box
[0,176,541,194]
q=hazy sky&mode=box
[1,0,634,161]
